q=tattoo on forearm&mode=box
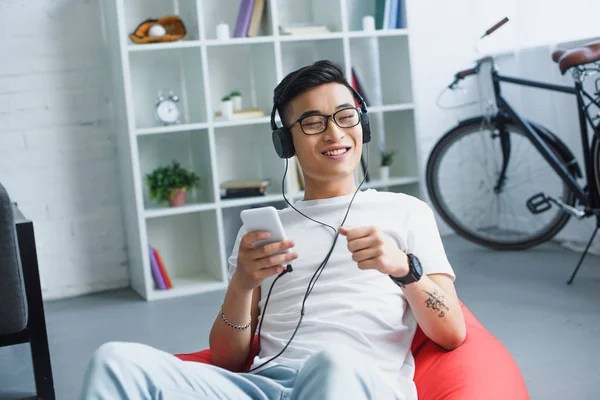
[424,288,449,318]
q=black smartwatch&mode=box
[389,254,423,288]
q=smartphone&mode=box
[240,206,289,251]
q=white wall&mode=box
[0,0,129,299]
[407,0,600,253]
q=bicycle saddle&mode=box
[551,40,600,75]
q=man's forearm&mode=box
[402,275,466,350]
[209,278,255,371]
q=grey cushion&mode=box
[0,182,28,335]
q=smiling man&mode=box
[80,60,465,400]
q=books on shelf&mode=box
[220,179,271,199]
[234,0,265,38]
[376,0,406,30]
[279,24,330,36]
[149,244,173,290]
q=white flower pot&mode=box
[380,166,390,181]
[232,95,242,111]
[221,100,234,119]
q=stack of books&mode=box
[148,244,173,290]
[220,179,270,199]
[234,0,265,37]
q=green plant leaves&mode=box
[145,161,201,205]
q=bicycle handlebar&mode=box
[481,17,509,38]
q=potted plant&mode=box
[380,150,396,181]
[230,90,242,111]
[145,161,200,207]
[221,95,233,119]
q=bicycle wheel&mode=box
[426,117,576,250]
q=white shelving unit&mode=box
[101,0,420,301]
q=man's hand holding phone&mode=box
[231,231,298,292]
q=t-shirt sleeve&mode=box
[406,201,456,281]
[227,226,247,282]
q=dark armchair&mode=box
[0,182,55,399]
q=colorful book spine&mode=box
[388,0,399,29]
[234,0,255,38]
[153,248,173,289]
[149,245,167,290]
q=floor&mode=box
[1,235,599,400]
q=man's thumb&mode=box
[338,226,349,236]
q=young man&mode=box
[80,60,465,400]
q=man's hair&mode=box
[274,60,353,126]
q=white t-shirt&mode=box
[227,189,455,398]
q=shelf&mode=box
[364,109,419,180]
[212,116,271,128]
[349,34,413,106]
[213,123,286,201]
[136,122,210,136]
[129,47,206,129]
[146,210,224,299]
[202,0,274,40]
[147,274,227,301]
[128,40,202,52]
[279,32,346,42]
[346,0,407,32]
[138,129,214,209]
[145,202,217,219]
[346,29,409,38]
[123,0,201,43]
[220,194,285,209]
[205,36,276,46]
[281,38,346,76]
[206,43,276,120]
[363,176,420,189]
[277,0,343,35]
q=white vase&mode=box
[221,100,233,119]
[232,95,242,111]
[380,166,390,181]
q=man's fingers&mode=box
[257,251,298,269]
[339,226,376,240]
[351,248,381,263]
[240,231,271,248]
[256,265,287,281]
[253,240,295,259]
[347,236,374,253]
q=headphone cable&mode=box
[249,145,369,373]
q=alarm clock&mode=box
[156,90,181,125]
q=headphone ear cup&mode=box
[272,128,295,158]
[361,113,371,144]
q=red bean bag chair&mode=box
[176,303,529,399]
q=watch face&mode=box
[156,99,180,124]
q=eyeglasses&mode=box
[288,107,361,135]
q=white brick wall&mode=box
[0,0,129,299]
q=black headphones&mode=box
[271,86,371,159]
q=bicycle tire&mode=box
[426,117,576,250]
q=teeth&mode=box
[323,148,348,156]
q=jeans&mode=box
[79,341,407,400]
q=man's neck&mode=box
[302,175,357,201]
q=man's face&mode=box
[286,83,363,184]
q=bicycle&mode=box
[425,18,600,283]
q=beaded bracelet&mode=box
[220,305,252,331]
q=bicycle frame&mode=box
[490,68,600,209]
